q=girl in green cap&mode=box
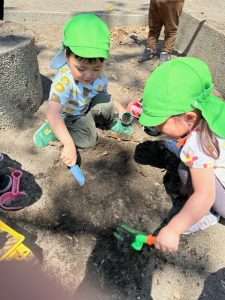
[140,57,225,252]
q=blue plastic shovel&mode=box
[69,165,85,187]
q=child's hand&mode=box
[60,144,77,166]
[154,226,180,252]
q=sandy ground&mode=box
[1,23,225,300]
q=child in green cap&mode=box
[34,13,132,166]
[140,57,225,252]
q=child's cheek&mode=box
[72,69,82,79]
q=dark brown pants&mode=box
[147,0,185,53]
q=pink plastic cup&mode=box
[127,100,143,119]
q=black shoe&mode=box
[138,48,156,63]
[0,174,12,194]
[144,126,161,136]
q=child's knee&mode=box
[101,101,116,117]
[91,93,116,117]
[79,137,97,149]
[74,131,97,149]
[91,100,117,128]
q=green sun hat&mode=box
[50,13,110,69]
[64,13,110,59]
[139,57,225,138]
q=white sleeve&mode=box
[180,133,215,168]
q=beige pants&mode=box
[147,0,185,53]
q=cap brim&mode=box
[70,46,109,59]
[139,112,168,127]
[50,48,67,70]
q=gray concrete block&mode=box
[176,12,225,97]
[0,21,42,129]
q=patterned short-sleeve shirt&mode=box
[180,127,225,187]
[49,64,108,117]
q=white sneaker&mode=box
[183,212,220,235]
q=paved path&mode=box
[5,0,225,30]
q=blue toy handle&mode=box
[70,165,85,186]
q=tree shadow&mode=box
[0,154,43,260]
[73,232,155,300]
[134,140,187,232]
[40,74,52,103]
[130,34,179,57]
[51,212,155,300]
[4,142,157,299]
[3,139,211,299]
[0,153,42,209]
[0,32,31,46]
[134,140,225,230]
[198,268,225,299]
[82,3,149,14]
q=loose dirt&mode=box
[1,23,225,300]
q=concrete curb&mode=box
[0,21,42,129]
[176,11,225,97]
[4,9,225,97]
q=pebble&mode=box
[173,291,181,299]
[111,74,118,80]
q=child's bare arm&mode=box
[47,101,77,166]
[47,101,73,147]
[155,167,216,252]
[168,168,216,234]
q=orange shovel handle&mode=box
[147,235,157,245]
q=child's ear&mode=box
[184,112,198,126]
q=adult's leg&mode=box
[147,0,163,52]
[157,0,185,53]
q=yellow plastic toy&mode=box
[0,220,33,261]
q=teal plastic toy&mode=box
[33,122,57,148]
[111,112,133,136]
